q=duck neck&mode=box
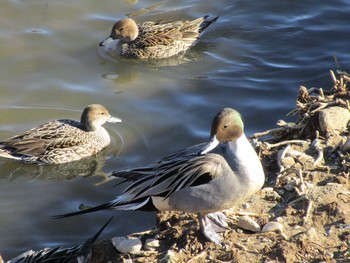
[227,134,265,188]
[228,134,253,158]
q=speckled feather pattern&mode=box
[110,16,218,59]
[0,104,120,164]
[0,120,110,164]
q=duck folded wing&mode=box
[113,153,226,204]
[1,120,87,156]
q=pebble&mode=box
[284,182,296,192]
[111,236,142,254]
[144,238,160,251]
[304,228,317,239]
[262,222,283,233]
[318,106,350,135]
[262,222,288,240]
[237,216,261,232]
[342,137,350,152]
[263,189,282,201]
[242,203,250,209]
[280,156,295,168]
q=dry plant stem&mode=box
[277,145,291,172]
[251,127,286,138]
[233,243,248,251]
[337,191,350,203]
[288,194,306,205]
[275,168,298,187]
[265,140,308,149]
[302,200,313,225]
[187,251,207,262]
[128,229,159,237]
[309,99,348,114]
[224,209,261,218]
[330,70,338,85]
[297,169,307,195]
[312,139,324,166]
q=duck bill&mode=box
[99,36,114,46]
[200,135,220,155]
[108,115,122,123]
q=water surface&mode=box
[1,0,350,259]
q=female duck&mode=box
[99,16,218,59]
[0,104,121,164]
[55,108,265,244]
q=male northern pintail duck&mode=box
[54,108,265,244]
[99,16,218,59]
[3,217,112,263]
[0,104,121,164]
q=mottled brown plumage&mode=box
[99,16,218,59]
[0,104,121,164]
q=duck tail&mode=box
[199,15,219,33]
[52,197,153,219]
[52,201,115,219]
[79,216,113,251]
[0,146,22,161]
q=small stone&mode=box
[284,182,296,192]
[111,236,142,254]
[264,190,281,201]
[318,106,350,136]
[262,222,288,240]
[262,222,283,233]
[144,238,160,251]
[237,216,261,232]
[242,203,250,209]
[281,156,295,168]
[342,137,350,152]
[305,227,317,239]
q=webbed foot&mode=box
[198,212,229,245]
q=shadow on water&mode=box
[0,155,109,182]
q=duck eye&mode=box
[119,27,124,32]
[224,124,228,129]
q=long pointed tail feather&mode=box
[52,202,114,219]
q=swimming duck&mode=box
[99,16,218,59]
[5,217,112,263]
[0,104,121,164]
[54,108,265,244]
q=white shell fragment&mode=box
[237,216,261,232]
[111,236,142,254]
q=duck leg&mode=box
[198,212,229,245]
[206,212,229,232]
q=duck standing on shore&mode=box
[99,16,218,59]
[54,108,265,244]
[0,104,121,164]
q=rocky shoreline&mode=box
[88,68,350,263]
